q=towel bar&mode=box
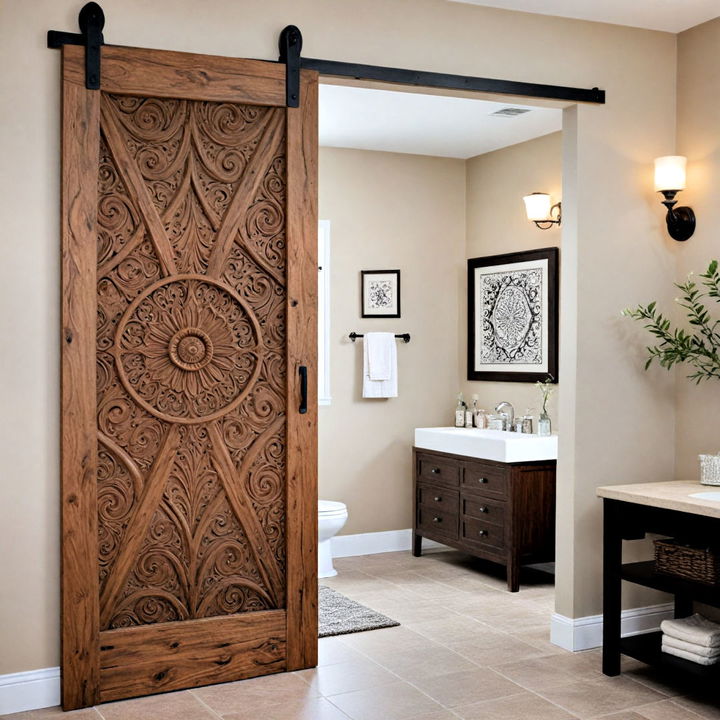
[349,332,410,343]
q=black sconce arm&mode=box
[660,190,696,242]
[533,202,562,230]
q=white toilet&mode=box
[318,500,348,578]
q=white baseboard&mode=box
[331,528,445,558]
[551,603,674,652]
[0,666,60,714]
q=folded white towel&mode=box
[662,633,720,658]
[362,333,397,398]
[366,332,394,381]
[662,641,720,666]
[660,614,720,648]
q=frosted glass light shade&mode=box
[523,193,552,221]
[654,156,687,192]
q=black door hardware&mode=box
[299,365,308,415]
[48,7,606,108]
[48,2,105,90]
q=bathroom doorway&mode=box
[316,78,565,604]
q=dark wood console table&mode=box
[599,481,720,679]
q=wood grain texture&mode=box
[99,95,178,276]
[285,71,319,671]
[208,422,284,607]
[206,109,286,279]
[99,610,286,702]
[61,46,101,710]
[64,45,286,106]
[99,426,181,628]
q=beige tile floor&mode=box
[6,548,720,719]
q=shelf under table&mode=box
[621,632,720,680]
[620,561,720,608]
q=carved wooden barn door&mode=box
[61,45,317,709]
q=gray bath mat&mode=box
[319,585,400,638]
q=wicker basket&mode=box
[654,538,720,585]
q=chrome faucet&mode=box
[495,401,514,431]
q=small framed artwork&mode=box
[361,269,401,318]
[468,247,559,383]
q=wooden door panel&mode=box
[64,46,287,105]
[61,44,317,709]
[61,56,101,710]
[98,611,286,702]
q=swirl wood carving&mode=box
[96,93,287,630]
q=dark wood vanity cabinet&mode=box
[412,447,556,591]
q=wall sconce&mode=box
[523,192,561,230]
[654,155,695,242]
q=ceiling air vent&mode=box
[490,107,531,117]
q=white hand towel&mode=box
[662,633,720,658]
[662,641,720,666]
[660,614,720,648]
[363,332,398,398]
[366,332,394,380]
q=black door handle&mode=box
[299,365,308,414]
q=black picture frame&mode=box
[361,269,401,319]
[468,247,559,383]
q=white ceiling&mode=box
[319,84,562,159]
[447,0,719,33]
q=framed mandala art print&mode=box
[361,269,401,318]
[468,248,558,383]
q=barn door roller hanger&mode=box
[48,3,606,106]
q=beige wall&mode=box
[1,0,679,674]
[318,147,465,534]
[676,18,720,478]
[462,132,562,426]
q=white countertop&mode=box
[414,426,558,463]
[597,480,720,519]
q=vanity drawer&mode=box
[461,516,505,551]
[417,453,459,487]
[461,460,508,498]
[417,483,459,514]
[462,495,505,526]
[417,505,458,539]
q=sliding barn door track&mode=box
[49,3,605,106]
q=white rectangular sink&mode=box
[414,427,558,463]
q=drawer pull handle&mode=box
[478,529,487,537]
[432,516,442,523]
[480,506,489,513]
[431,467,440,474]
[478,477,488,484]
[434,496,442,502]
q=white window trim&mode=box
[318,220,332,406]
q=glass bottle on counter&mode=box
[468,395,479,428]
[455,393,466,427]
[538,413,551,436]
[472,395,487,429]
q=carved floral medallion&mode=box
[114,275,263,423]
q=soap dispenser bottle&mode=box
[455,393,465,427]
[470,395,480,428]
